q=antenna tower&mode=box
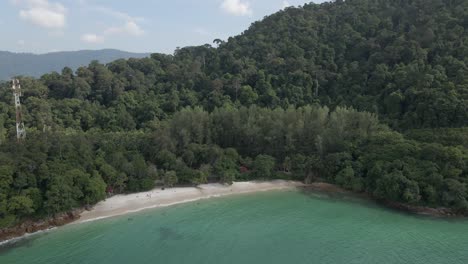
[11,79,26,141]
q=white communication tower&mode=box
[11,79,26,141]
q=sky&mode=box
[0,0,326,54]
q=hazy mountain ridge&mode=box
[0,49,150,80]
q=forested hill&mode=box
[216,0,468,130]
[0,49,149,80]
[0,0,467,229]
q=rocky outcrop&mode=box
[382,200,463,217]
[0,209,83,243]
[304,182,466,218]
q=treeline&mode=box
[1,106,468,227]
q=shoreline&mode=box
[0,209,83,245]
[0,180,303,244]
[78,180,303,224]
[1,180,463,245]
[304,182,463,218]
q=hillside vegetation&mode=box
[0,0,467,227]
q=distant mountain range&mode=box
[0,49,150,80]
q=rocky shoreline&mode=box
[0,209,83,243]
[381,200,462,217]
[306,182,464,218]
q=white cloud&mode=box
[77,1,145,43]
[17,40,26,46]
[14,0,66,29]
[282,1,291,9]
[104,21,144,36]
[221,0,252,16]
[80,21,144,44]
[81,34,104,44]
[91,6,145,23]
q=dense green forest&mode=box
[1,0,468,227]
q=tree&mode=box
[83,172,107,205]
[239,85,258,106]
[442,179,468,210]
[191,170,208,185]
[163,171,178,187]
[45,180,75,214]
[8,196,34,216]
[0,165,13,191]
[335,165,363,192]
[252,155,276,179]
[213,156,239,184]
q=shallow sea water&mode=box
[1,189,467,264]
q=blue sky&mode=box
[1,0,326,54]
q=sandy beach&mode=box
[78,180,303,223]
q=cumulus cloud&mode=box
[221,0,252,16]
[14,0,67,29]
[78,1,145,44]
[90,6,145,23]
[80,20,145,44]
[81,34,104,44]
[104,21,145,37]
[282,1,292,9]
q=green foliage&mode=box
[214,156,239,184]
[335,166,363,192]
[252,155,276,179]
[1,0,468,226]
[0,165,13,191]
[83,173,107,205]
[405,128,468,148]
[8,196,35,216]
[191,170,209,186]
[0,215,16,229]
[163,171,178,187]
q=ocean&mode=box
[1,189,467,264]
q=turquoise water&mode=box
[1,189,468,264]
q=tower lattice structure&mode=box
[11,79,26,141]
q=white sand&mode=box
[77,180,303,223]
